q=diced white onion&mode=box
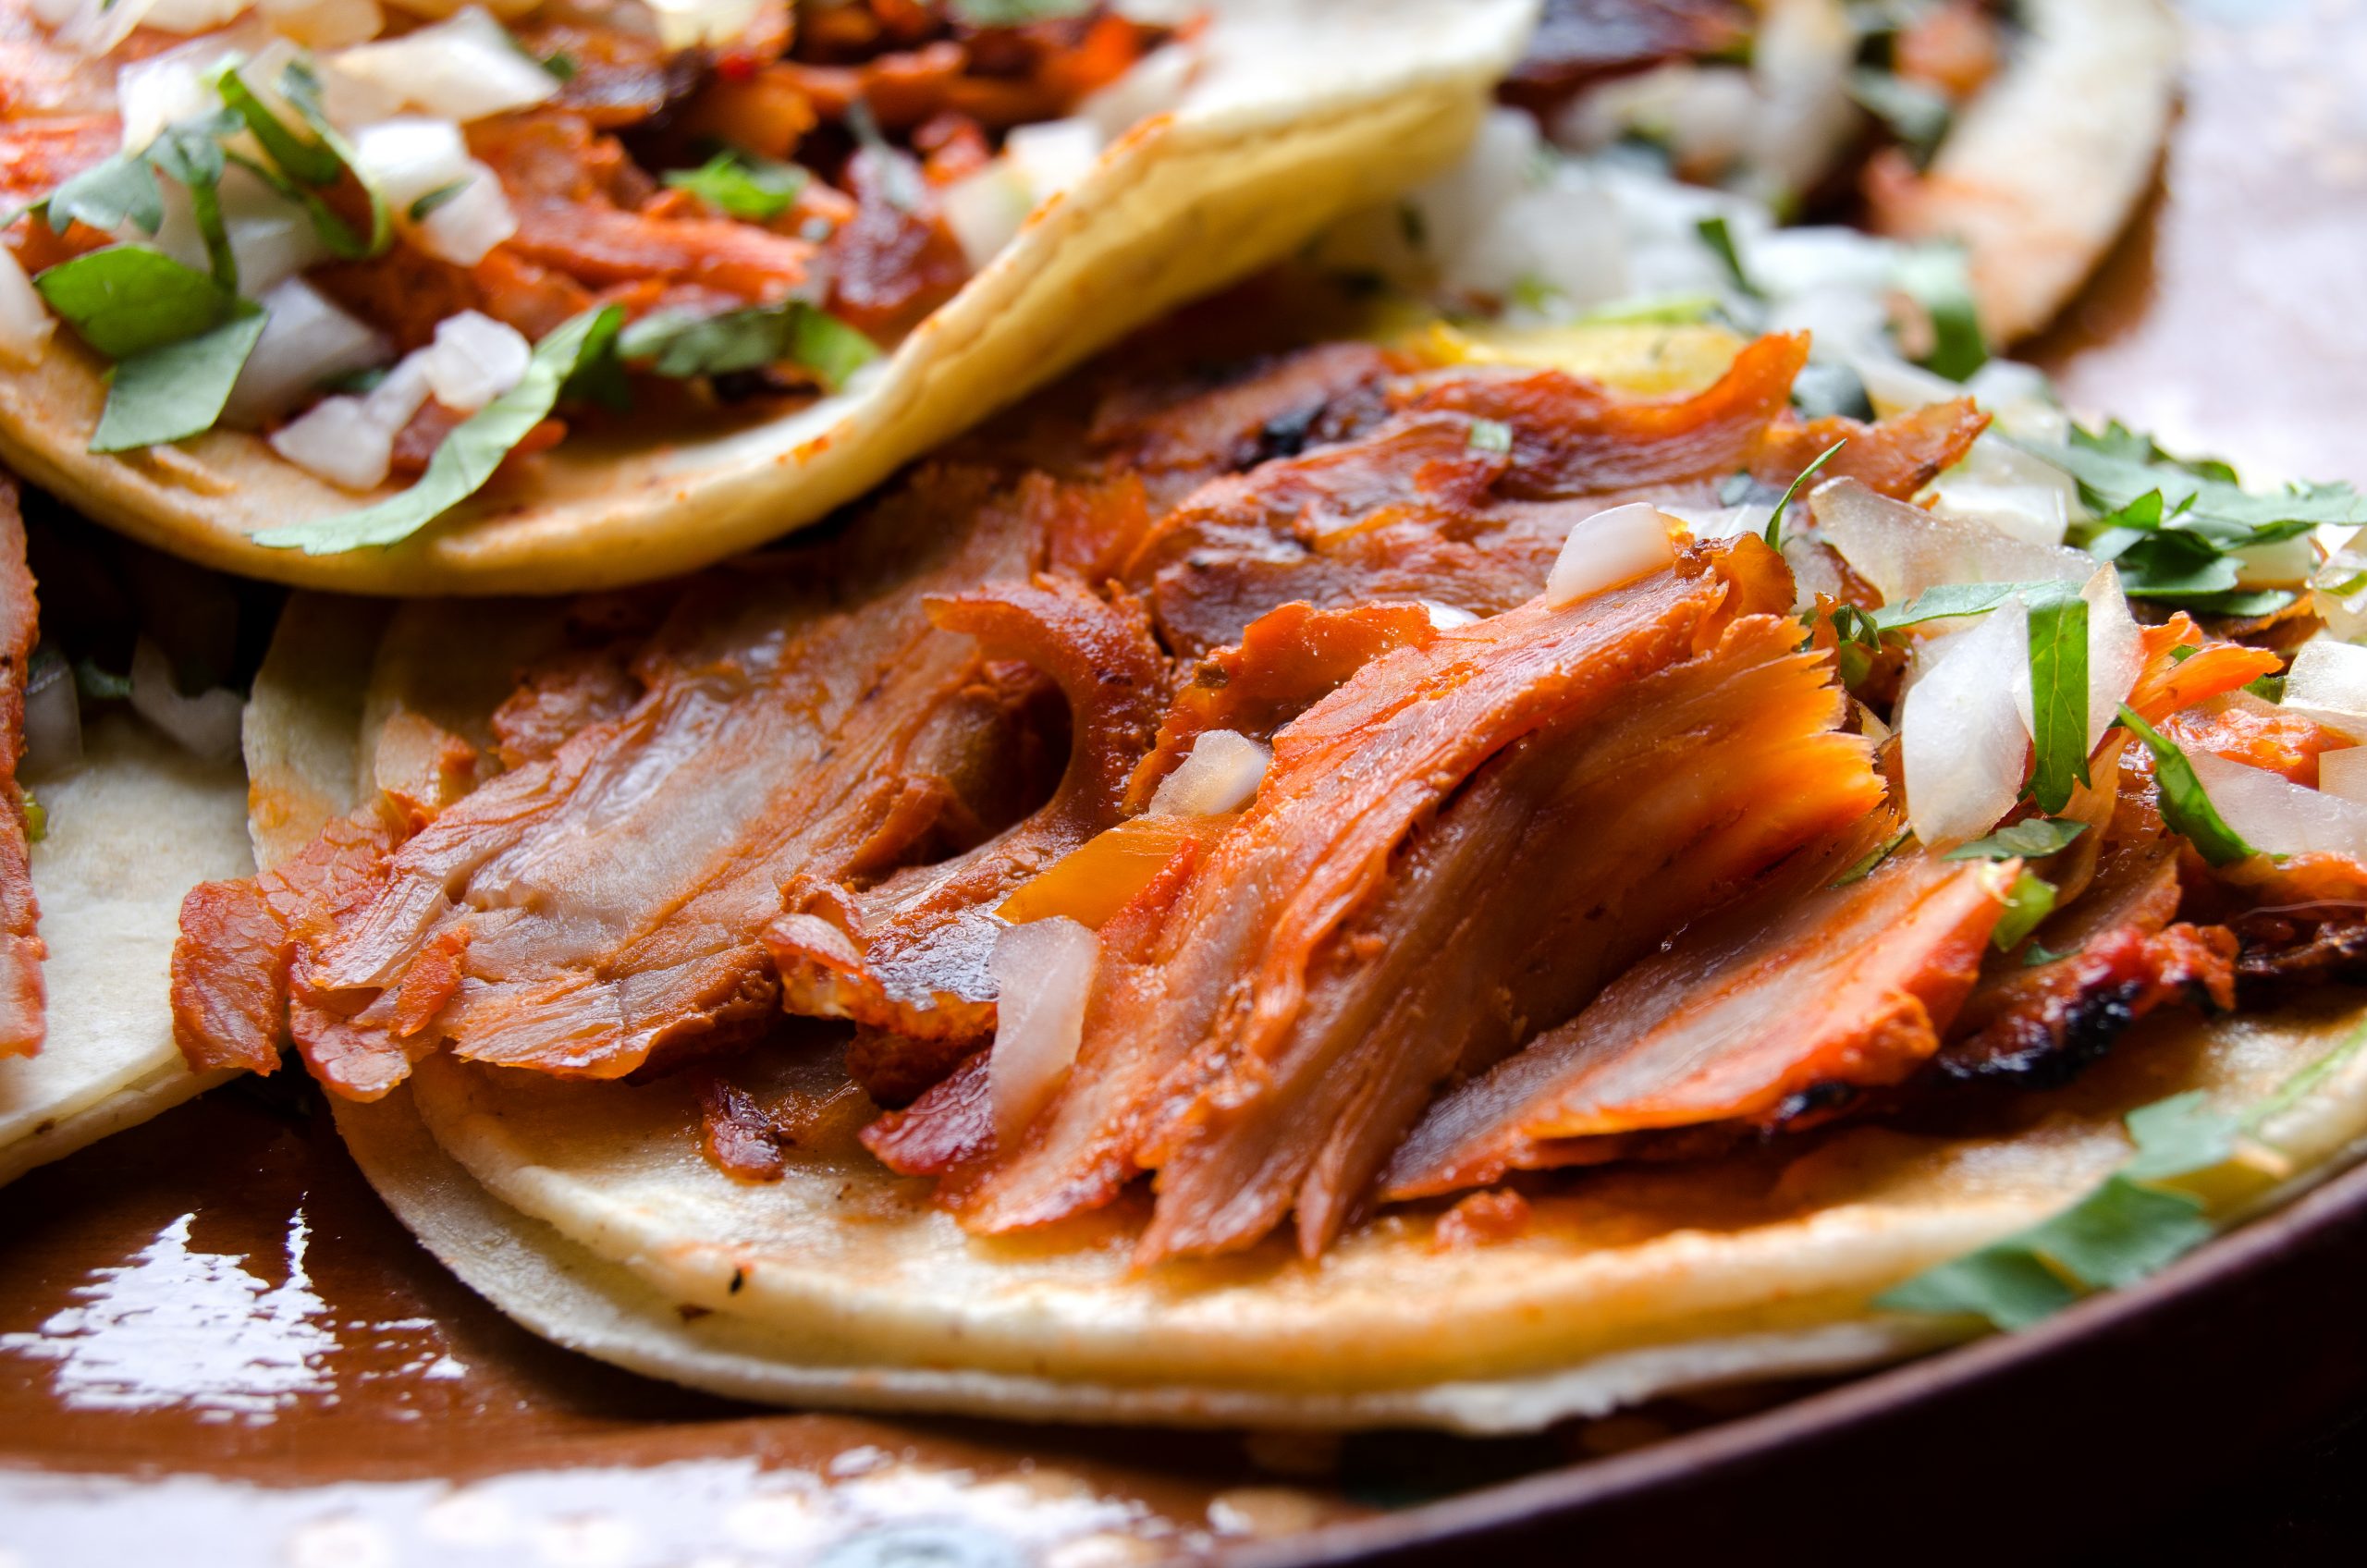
[1661,501,1771,543]
[1744,0,1858,202]
[19,653,81,778]
[1902,596,2030,849]
[1006,117,1103,204]
[1080,37,1198,139]
[2083,566,2145,752]
[56,0,161,56]
[116,49,221,154]
[129,637,245,767]
[2189,750,2367,859]
[148,165,333,300]
[987,917,1098,1146]
[1853,353,1962,418]
[1147,729,1270,817]
[1809,478,2093,606]
[1547,502,1677,607]
[1965,360,2070,446]
[2318,747,2367,804]
[2234,533,2317,588]
[2280,639,2367,741]
[640,0,763,49]
[1923,435,2082,547]
[1419,600,1478,630]
[258,0,385,47]
[224,276,387,427]
[351,115,475,214]
[268,350,431,489]
[1451,177,1628,311]
[413,165,516,264]
[939,161,1033,272]
[331,7,559,123]
[420,310,528,411]
[0,245,55,368]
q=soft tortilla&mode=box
[1870,0,2181,343]
[0,0,1537,597]
[276,592,2367,1433]
[0,712,250,1185]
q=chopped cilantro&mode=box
[18,788,43,843]
[1895,241,1987,381]
[617,300,880,391]
[255,306,625,556]
[1991,870,2057,950]
[1763,437,1846,550]
[1829,828,1910,888]
[1695,214,1760,300]
[1943,818,2088,862]
[35,245,241,360]
[949,0,1092,21]
[91,307,267,452]
[2023,582,2091,814]
[408,180,470,223]
[664,149,810,223]
[2116,704,2258,866]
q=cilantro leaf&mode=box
[90,306,265,452]
[1695,214,1760,300]
[1764,437,1846,549]
[43,152,166,237]
[1876,1088,2240,1329]
[220,59,391,261]
[617,300,879,391]
[1895,241,1987,381]
[2116,704,2258,866]
[1943,817,2088,861]
[950,0,1093,23]
[664,149,809,223]
[1991,870,2057,950]
[2047,427,2367,553]
[408,180,470,223]
[143,113,241,291]
[2023,582,2090,814]
[255,306,624,556]
[35,245,242,359]
[1868,580,2043,631]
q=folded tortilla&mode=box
[0,0,1537,598]
[262,564,2367,1433]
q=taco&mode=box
[1492,0,2178,346]
[0,0,1536,595]
[168,300,2367,1429]
[0,475,258,1185]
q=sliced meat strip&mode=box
[0,478,39,1057]
[1144,609,1883,1259]
[1123,600,1437,811]
[927,539,1867,1255]
[1748,398,1991,500]
[763,577,1167,1053]
[1384,848,2007,1203]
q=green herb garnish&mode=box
[1943,818,2088,862]
[1990,870,2057,951]
[255,306,624,555]
[2116,704,2257,866]
[34,245,243,359]
[91,307,267,452]
[1896,241,1987,381]
[2023,582,2091,815]
[1696,214,1760,300]
[616,300,879,391]
[1466,418,1514,454]
[664,149,810,223]
[1763,437,1847,550]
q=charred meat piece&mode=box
[1387,848,2008,1201]
[0,479,41,1057]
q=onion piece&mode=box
[1419,600,1478,630]
[1809,477,2093,606]
[1901,594,2030,849]
[1852,353,1961,418]
[129,637,245,767]
[1081,37,1198,138]
[224,276,387,427]
[1923,435,2082,547]
[1006,118,1103,203]
[412,163,516,264]
[331,7,559,123]
[268,350,431,489]
[2279,639,2367,741]
[142,0,251,31]
[0,245,54,369]
[1147,729,1269,816]
[2318,747,2367,804]
[987,917,1098,1146]
[2083,565,2144,751]
[350,116,474,210]
[1964,359,2069,445]
[641,0,763,49]
[19,650,81,779]
[1546,502,1676,607]
[2188,750,2367,859]
[116,45,226,154]
[420,309,529,410]
[939,160,1033,272]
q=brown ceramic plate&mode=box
[7,4,2367,1562]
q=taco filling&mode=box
[0,0,1179,544]
[168,310,2367,1286]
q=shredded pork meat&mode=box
[0,477,40,1057]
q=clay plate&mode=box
[6,3,2367,1562]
